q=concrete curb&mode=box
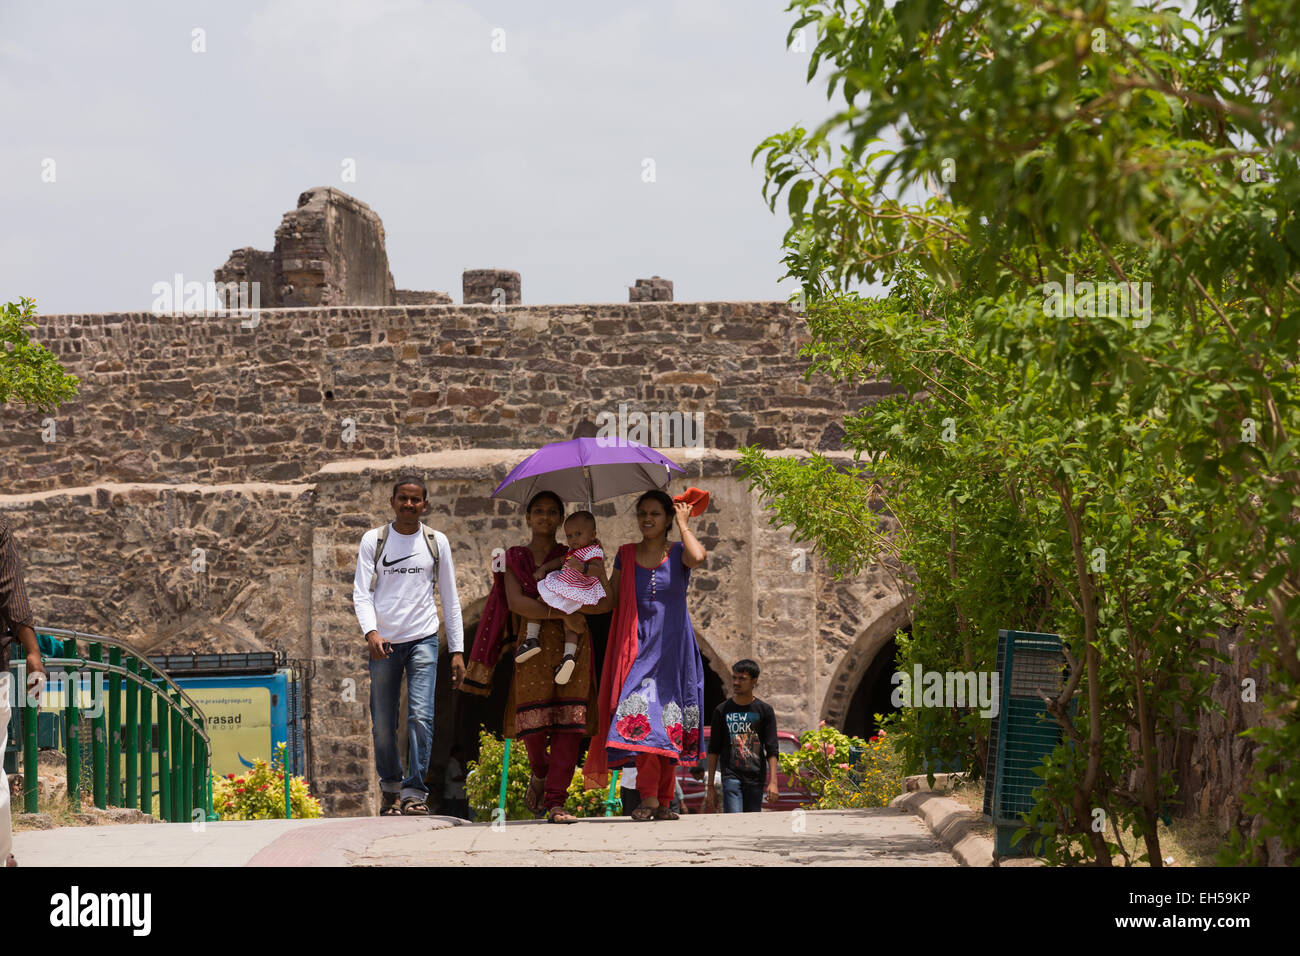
[890,791,994,867]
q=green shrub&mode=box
[564,768,615,818]
[464,730,534,821]
[212,743,322,820]
[465,730,619,820]
[779,722,903,809]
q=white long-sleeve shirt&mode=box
[352,523,464,652]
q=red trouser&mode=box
[522,731,583,811]
[635,753,677,804]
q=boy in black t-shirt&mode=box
[705,659,780,813]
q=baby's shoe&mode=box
[515,636,541,663]
[554,653,576,684]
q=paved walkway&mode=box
[12,808,956,867]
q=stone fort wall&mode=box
[0,302,908,816]
[0,302,887,493]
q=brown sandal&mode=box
[547,805,579,824]
[400,798,430,815]
[524,774,546,815]
[654,806,679,821]
[630,805,656,822]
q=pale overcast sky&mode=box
[1,0,852,314]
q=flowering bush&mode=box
[564,768,614,818]
[779,723,903,809]
[212,743,323,820]
[464,730,535,821]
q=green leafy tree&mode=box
[746,0,1300,864]
[1,298,79,408]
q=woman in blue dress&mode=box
[585,489,708,820]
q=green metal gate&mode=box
[4,626,216,822]
[982,629,1070,857]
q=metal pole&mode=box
[124,657,138,809]
[108,646,121,806]
[498,737,512,819]
[282,742,292,819]
[605,768,621,817]
[170,693,183,822]
[194,736,208,819]
[89,643,106,809]
[22,662,39,814]
[62,637,80,809]
[139,666,152,816]
[154,675,171,822]
[180,709,193,823]
[208,755,216,821]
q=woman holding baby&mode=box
[492,491,606,823]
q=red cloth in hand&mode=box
[673,486,710,517]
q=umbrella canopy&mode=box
[492,437,684,508]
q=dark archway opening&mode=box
[842,624,908,739]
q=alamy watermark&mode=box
[890,665,1000,718]
[8,667,107,717]
[595,402,703,448]
[151,274,261,326]
[1042,274,1152,328]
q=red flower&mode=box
[616,714,651,741]
[666,723,684,749]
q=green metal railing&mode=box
[7,626,216,822]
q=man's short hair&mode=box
[733,659,760,679]
[391,475,427,501]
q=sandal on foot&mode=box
[400,798,430,815]
[630,805,657,822]
[515,637,541,663]
[524,773,546,814]
[380,793,401,816]
[547,806,579,824]
[654,806,680,821]
[554,653,576,685]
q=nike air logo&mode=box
[382,554,415,567]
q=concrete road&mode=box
[12,807,957,867]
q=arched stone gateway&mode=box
[820,596,912,731]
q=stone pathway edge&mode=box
[890,791,995,867]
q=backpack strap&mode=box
[369,523,391,593]
[420,523,441,585]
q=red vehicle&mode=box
[675,728,809,813]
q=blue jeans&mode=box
[722,776,764,813]
[369,634,438,802]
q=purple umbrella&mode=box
[492,437,684,508]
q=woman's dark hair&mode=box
[635,490,676,537]
[526,490,565,515]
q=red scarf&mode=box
[460,542,566,697]
[583,542,641,789]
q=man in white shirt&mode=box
[353,476,465,815]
